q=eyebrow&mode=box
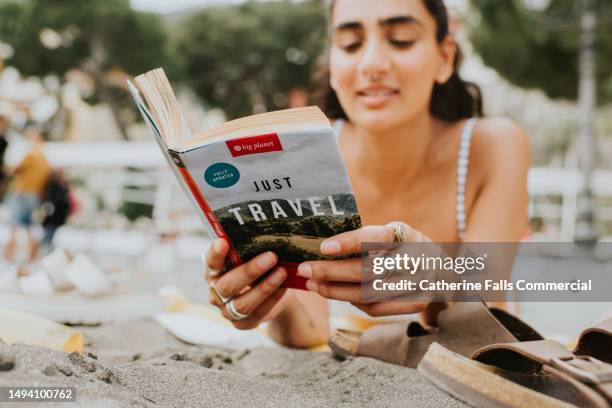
[335,15,424,31]
[382,16,424,28]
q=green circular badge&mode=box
[204,163,240,188]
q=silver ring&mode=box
[201,253,221,278]
[210,282,231,305]
[226,299,249,321]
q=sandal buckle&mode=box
[550,356,612,385]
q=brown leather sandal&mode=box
[575,317,612,364]
[328,300,543,368]
[418,340,612,408]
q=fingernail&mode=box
[306,279,318,292]
[258,252,277,269]
[270,268,287,285]
[321,240,341,254]
[297,263,312,279]
[213,239,224,253]
[202,253,220,277]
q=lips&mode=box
[357,89,398,96]
[356,87,399,108]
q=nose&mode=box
[358,37,391,81]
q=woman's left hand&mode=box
[297,222,431,317]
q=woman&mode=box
[203,0,530,349]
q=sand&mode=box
[0,319,466,407]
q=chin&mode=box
[348,107,410,133]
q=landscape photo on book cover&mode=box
[215,193,361,263]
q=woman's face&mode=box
[330,0,454,131]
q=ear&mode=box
[435,36,457,85]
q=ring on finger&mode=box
[226,299,249,321]
[390,222,408,243]
[210,282,231,305]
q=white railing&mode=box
[8,141,612,242]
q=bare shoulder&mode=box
[471,117,531,169]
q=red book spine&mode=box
[280,263,308,290]
[170,152,242,266]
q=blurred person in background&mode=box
[4,126,52,262]
[204,0,530,350]
[0,115,8,200]
[40,169,72,251]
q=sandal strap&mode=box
[358,301,522,367]
[488,307,544,341]
[575,317,612,364]
[473,340,612,404]
[473,339,574,364]
[357,321,423,366]
[549,355,612,385]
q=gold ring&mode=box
[391,223,407,243]
[210,282,231,305]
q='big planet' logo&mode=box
[204,163,240,188]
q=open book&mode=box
[128,68,361,290]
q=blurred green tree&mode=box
[0,0,170,139]
[469,0,612,103]
[470,0,610,240]
[173,0,327,119]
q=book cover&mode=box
[177,128,361,289]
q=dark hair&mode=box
[314,0,483,122]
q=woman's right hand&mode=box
[203,239,291,330]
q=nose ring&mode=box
[366,72,382,82]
